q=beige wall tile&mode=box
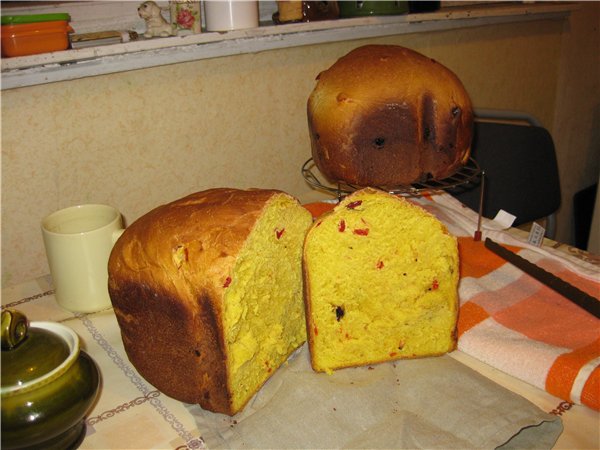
[2,12,598,286]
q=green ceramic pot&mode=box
[1,309,100,450]
[339,1,408,17]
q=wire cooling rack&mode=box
[301,157,482,198]
[301,156,486,240]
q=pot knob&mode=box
[1,309,28,350]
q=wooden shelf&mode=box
[0,2,576,90]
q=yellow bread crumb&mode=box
[225,194,313,412]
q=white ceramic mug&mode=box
[41,204,124,313]
[204,0,259,31]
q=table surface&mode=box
[2,229,599,449]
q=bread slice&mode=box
[303,188,459,373]
[108,188,313,415]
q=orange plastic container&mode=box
[1,14,73,57]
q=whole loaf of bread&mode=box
[108,188,313,416]
[307,45,473,187]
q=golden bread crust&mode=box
[307,45,473,187]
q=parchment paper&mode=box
[186,345,562,449]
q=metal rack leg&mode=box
[474,171,486,241]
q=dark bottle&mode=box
[273,1,340,24]
[408,1,441,13]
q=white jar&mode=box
[204,1,259,31]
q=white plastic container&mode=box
[204,1,258,31]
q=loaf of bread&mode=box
[303,188,459,373]
[307,45,473,187]
[108,188,313,415]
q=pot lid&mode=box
[1,13,71,25]
[1,309,76,390]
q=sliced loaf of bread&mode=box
[303,188,459,373]
[109,188,313,415]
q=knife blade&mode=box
[484,238,600,319]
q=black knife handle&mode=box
[484,238,600,319]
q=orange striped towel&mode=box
[304,193,600,410]
[458,237,600,411]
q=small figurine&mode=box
[138,1,175,38]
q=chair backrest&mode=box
[450,110,561,238]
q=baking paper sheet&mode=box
[186,345,562,449]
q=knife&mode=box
[484,238,600,319]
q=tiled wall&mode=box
[2,7,598,286]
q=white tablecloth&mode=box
[2,195,599,449]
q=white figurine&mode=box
[138,1,175,38]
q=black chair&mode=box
[450,109,561,239]
[573,183,597,249]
